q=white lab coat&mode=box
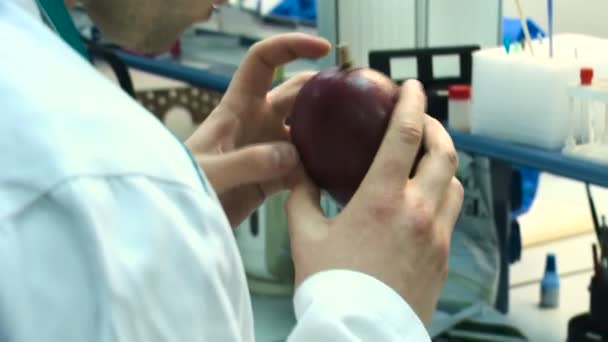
[0,1,429,341]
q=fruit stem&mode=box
[338,44,352,70]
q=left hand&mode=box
[186,33,331,228]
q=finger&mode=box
[267,71,317,118]
[411,116,459,202]
[199,142,299,194]
[220,186,262,228]
[259,178,288,198]
[220,178,288,228]
[363,80,426,190]
[185,114,238,154]
[225,33,331,103]
[285,168,328,235]
[436,178,464,236]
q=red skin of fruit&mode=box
[290,66,399,205]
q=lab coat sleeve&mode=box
[0,175,255,342]
[288,270,431,341]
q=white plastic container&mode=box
[471,51,578,150]
[448,85,472,132]
[563,67,608,164]
[470,34,608,150]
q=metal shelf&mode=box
[451,130,608,188]
[115,51,608,188]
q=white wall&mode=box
[228,0,283,14]
[428,0,502,47]
[337,0,417,67]
[503,0,608,38]
[325,0,502,68]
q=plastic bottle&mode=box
[540,253,560,308]
[448,85,472,132]
[580,68,594,144]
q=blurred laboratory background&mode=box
[62,1,608,341]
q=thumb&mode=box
[285,168,328,237]
[199,142,298,194]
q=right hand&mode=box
[285,80,464,326]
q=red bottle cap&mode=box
[581,67,594,86]
[170,39,182,58]
[448,85,471,100]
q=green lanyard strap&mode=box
[36,0,88,59]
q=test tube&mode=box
[603,104,608,143]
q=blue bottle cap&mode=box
[545,253,557,273]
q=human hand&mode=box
[285,80,464,326]
[186,33,331,227]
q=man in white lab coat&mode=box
[0,0,463,341]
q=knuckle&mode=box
[366,191,404,223]
[248,41,273,68]
[250,148,276,173]
[426,115,440,126]
[447,149,459,170]
[437,144,459,171]
[249,41,264,55]
[379,155,405,179]
[409,198,434,238]
[216,115,239,137]
[452,178,465,200]
[396,119,424,145]
[427,118,459,170]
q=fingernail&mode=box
[274,144,298,168]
